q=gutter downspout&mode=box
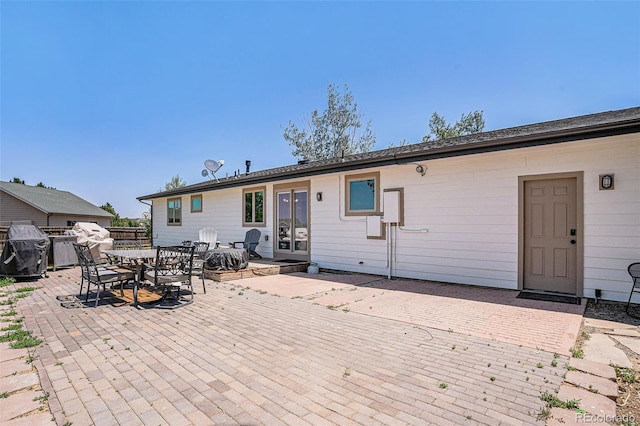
[138,200,153,246]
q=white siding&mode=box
[152,186,274,258]
[311,134,640,301]
[151,133,640,301]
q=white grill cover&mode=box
[67,222,113,259]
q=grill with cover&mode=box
[0,223,50,278]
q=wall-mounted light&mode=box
[413,163,427,176]
[316,192,323,202]
[599,174,614,190]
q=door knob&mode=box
[570,240,576,245]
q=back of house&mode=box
[139,107,640,302]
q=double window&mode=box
[167,197,182,225]
[345,172,380,215]
[243,187,265,227]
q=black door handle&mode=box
[570,240,576,245]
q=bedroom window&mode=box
[243,187,265,227]
[345,172,380,216]
[191,195,202,213]
[167,197,182,225]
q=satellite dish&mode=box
[203,159,224,182]
[205,159,224,173]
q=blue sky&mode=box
[2,1,639,218]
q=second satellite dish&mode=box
[202,159,225,182]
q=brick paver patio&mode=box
[7,268,586,425]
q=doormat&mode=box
[517,291,581,305]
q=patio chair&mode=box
[626,262,640,317]
[191,241,210,293]
[143,245,195,309]
[73,243,135,307]
[230,228,262,259]
[198,227,219,248]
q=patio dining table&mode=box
[102,248,156,307]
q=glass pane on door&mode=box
[277,192,291,251]
[293,191,308,252]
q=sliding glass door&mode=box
[275,182,309,260]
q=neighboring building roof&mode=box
[139,106,640,201]
[0,182,113,218]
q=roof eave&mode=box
[137,115,640,201]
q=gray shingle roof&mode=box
[0,182,113,217]
[139,106,640,200]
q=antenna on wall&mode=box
[201,159,225,182]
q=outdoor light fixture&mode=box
[599,174,614,190]
[316,192,323,202]
[414,163,427,176]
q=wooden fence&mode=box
[0,226,150,252]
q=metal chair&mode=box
[144,245,195,309]
[73,243,135,307]
[230,228,262,259]
[626,263,640,317]
[191,241,210,293]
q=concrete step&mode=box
[582,334,633,368]
[0,390,42,422]
[0,371,40,394]
[610,335,640,354]
[1,358,33,378]
[604,328,640,337]
[547,407,602,424]
[557,384,616,418]
[204,260,309,282]
[564,371,618,398]
[568,358,617,380]
[583,318,637,329]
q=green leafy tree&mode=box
[283,84,376,161]
[422,111,485,142]
[36,182,56,189]
[11,177,25,184]
[100,202,120,225]
[100,202,118,218]
[100,202,142,227]
[164,175,186,191]
[141,210,151,238]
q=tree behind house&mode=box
[422,111,485,142]
[100,202,140,227]
[283,84,376,161]
[164,175,186,191]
